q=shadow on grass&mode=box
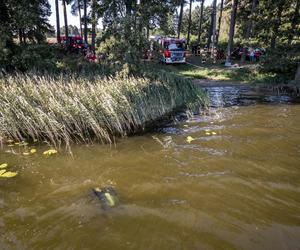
[160,63,288,84]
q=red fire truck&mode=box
[60,36,87,51]
[158,38,187,64]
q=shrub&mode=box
[260,44,300,80]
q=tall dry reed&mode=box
[0,71,206,149]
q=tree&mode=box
[10,0,52,43]
[241,0,258,62]
[70,0,84,37]
[216,0,224,45]
[60,25,80,35]
[225,0,238,66]
[187,0,193,46]
[270,0,285,48]
[197,0,205,43]
[177,0,185,38]
[55,0,61,42]
[211,0,217,60]
[288,0,300,45]
[91,0,98,49]
[0,0,14,67]
[62,0,69,39]
[207,2,214,50]
[83,0,88,43]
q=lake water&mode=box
[1,85,300,249]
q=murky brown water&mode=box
[1,87,300,250]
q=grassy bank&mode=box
[0,70,206,149]
[162,63,288,84]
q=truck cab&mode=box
[60,36,87,52]
[159,38,186,64]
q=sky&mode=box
[48,0,214,29]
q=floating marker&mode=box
[43,149,58,156]
[0,163,8,169]
[0,171,18,178]
[186,136,195,143]
[30,149,37,154]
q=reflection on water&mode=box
[1,87,300,249]
[205,85,300,107]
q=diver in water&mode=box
[93,187,119,210]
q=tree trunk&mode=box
[197,0,205,43]
[177,0,184,38]
[225,0,238,66]
[78,0,83,38]
[241,0,258,62]
[62,0,68,40]
[207,5,214,51]
[216,0,224,45]
[124,0,133,39]
[19,28,23,44]
[146,23,150,39]
[23,29,26,44]
[83,0,88,44]
[270,1,284,49]
[211,0,217,61]
[55,0,61,43]
[91,0,96,50]
[288,0,300,45]
[187,0,193,46]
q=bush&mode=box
[260,44,300,79]
[97,34,149,64]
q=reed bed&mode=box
[0,71,206,149]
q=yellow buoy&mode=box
[0,163,8,169]
[186,136,195,143]
[43,149,58,156]
[30,149,37,154]
[0,171,18,178]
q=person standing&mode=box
[249,48,255,62]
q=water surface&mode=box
[1,87,300,250]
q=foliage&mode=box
[0,70,206,149]
[0,44,113,74]
[97,34,149,64]
[60,25,80,35]
[260,44,300,78]
[2,0,52,43]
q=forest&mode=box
[0,0,299,76]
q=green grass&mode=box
[0,70,206,149]
[162,63,286,84]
